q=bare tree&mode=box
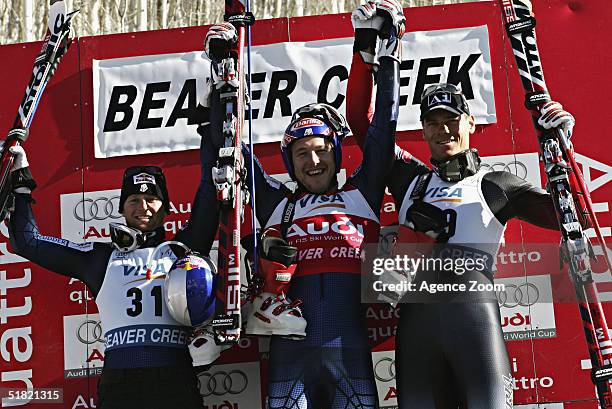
[23,0,34,41]
[295,0,304,17]
[137,0,146,30]
[1,0,489,45]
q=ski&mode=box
[498,1,612,406]
[210,0,254,344]
[0,0,77,220]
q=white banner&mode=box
[480,152,542,188]
[399,25,495,129]
[372,350,399,408]
[93,51,212,158]
[93,25,495,158]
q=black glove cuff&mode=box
[11,192,36,204]
[260,236,297,266]
[11,167,37,191]
[353,28,378,54]
[7,128,29,143]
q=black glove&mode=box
[352,2,385,65]
[242,231,298,270]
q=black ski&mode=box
[0,0,77,219]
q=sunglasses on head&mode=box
[291,103,348,135]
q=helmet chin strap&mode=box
[431,148,481,182]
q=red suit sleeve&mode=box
[346,53,376,151]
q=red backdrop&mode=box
[0,1,610,408]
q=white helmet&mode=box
[164,253,217,327]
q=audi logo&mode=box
[76,320,105,344]
[74,197,122,222]
[480,161,528,180]
[374,357,395,383]
[496,282,540,308]
[199,370,248,396]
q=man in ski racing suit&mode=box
[7,127,220,408]
[347,54,572,405]
[203,2,405,407]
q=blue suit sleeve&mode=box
[242,143,290,226]
[350,57,400,214]
[8,193,111,296]
[387,148,430,205]
[174,126,219,256]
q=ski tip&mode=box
[48,1,67,32]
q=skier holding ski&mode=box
[348,48,571,406]
[393,85,569,408]
[7,127,221,408]
[203,1,405,406]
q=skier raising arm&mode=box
[348,68,569,407]
[7,125,221,408]
[203,2,404,406]
[392,85,566,409]
[347,0,431,208]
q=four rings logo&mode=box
[63,314,106,377]
[496,275,556,340]
[74,196,122,222]
[76,320,105,344]
[496,283,540,308]
[200,370,248,396]
[480,161,528,180]
[374,357,396,383]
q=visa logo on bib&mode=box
[425,186,464,203]
[299,193,346,211]
[122,263,166,277]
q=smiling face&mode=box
[122,193,166,232]
[291,136,336,194]
[422,110,475,161]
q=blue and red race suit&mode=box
[231,56,400,408]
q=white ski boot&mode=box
[246,291,306,339]
[188,324,230,367]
